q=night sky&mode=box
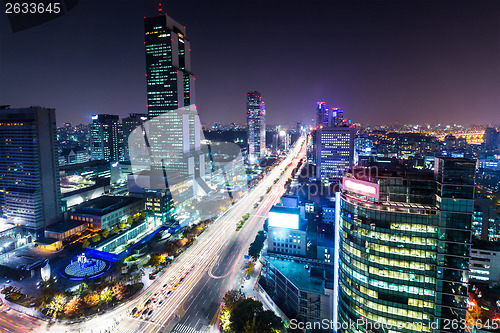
[1,0,499,127]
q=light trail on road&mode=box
[42,137,306,333]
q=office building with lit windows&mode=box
[0,106,62,236]
[247,91,266,162]
[337,157,475,333]
[90,114,124,162]
[316,126,355,182]
[316,102,328,127]
[143,14,209,195]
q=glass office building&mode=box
[338,157,475,333]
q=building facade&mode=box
[68,196,143,230]
[90,114,124,162]
[122,113,147,161]
[143,14,209,196]
[469,242,500,285]
[247,90,266,162]
[0,106,62,236]
[338,157,475,333]
[316,126,355,182]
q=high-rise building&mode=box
[122,113,147,161]
[90,114,124,162]
[316,126,355,182]
[337,157,475,333]
[142,13,209,197]
[0,106,62,236]
[145,14,194,118]
[316,102,344,128]
[247,90,266,162]
[316,102,328,127]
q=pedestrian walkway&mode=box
[172,323,205,333]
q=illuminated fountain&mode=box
[61,253,110,280]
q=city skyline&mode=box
[1,0,498,126]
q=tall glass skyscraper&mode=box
[247,90,266,162]
[141,13,210,198]
[337,157,475,333]
[0,106,62,236]
[90,114,124,162]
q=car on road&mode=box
[148,310,154,317]
[145,299,152,306]
[130,308,137,316]
[166,290,173,298]
[141,309,149,317]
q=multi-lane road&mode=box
[42,137,305,333]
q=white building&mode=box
[470,245,500,285]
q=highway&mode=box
[43,137,306,333]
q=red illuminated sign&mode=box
[342,178,379,199]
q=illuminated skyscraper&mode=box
[337,157,475,333]
[90,114,124,162]
[141,13,209,197]
[247,90,266,162]
[145,14,194,117]
[316,102,344,128]
[316,102,328,127]
[0,106,62,236]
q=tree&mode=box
[146,254,166,267]
[229,298,263,333]
[248,230,266,260]
[82,239,90,249]
[47,294,66,318]
[255,310,284,332]
[222,290,246,312]
[111,282,127,301]
[242,318,258,333]
[127,216,133,226]
[119,221,126,229]
[164,241,179,256]
[64,297,83,317]
[175,238,188,248]
[84,292,100,307]
[111,225,119,234]
[100,288,113,303]
[102,229,110,238]
[244,267,253,275]
[91,234,101,243]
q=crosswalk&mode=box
[172,323,205,333]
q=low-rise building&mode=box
[44,220,88,240]
[68,196,143,230]
[261,255,333,328]
[470,241,500,285]
[267,206,307,257]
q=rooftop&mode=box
[71,196,142,216]
[46,220,87,233]
[266,256,326,294]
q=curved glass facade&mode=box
[339,194,438,332]
[338,158,474,333]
